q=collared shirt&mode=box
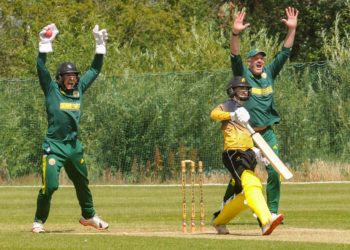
[230,47,292,127]
[37,53,103,141]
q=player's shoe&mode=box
[32,221,45,233]
[272,213,284,224]
[211,212,229,235]
[79,215,109,230]
[261,213,284,236]
[213,224,230,234]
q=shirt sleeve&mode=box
[37,53,52,95]
[210,104,231,121]
[266,47,292,79]
[79,54,104,93]
[230,54,244,76]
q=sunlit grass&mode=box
[0,184,349,249]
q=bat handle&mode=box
[245,123,256,135]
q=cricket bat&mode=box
[246,124,293,180]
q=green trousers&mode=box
[34,139,95,223]
[222,127,281,214]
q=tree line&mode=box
[0,0,349,78]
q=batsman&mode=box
[32,23,109,233]
[222,6,299,217]
[210,76,284,235]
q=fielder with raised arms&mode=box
[210,76,284,235]
[32,23,109,233]
[222,7,299,217]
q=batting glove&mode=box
[252,147,270,166]
[39,23,59,53]
[93,25,108,54]
[230,107,250,124]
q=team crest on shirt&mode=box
[261,72,267,78]
[48,158,56,166]
[73,91,80,97]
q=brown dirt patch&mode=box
[60,227,350,244]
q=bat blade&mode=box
[252,133,293,180]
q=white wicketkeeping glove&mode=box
[93,25,108,54]
[230,107,250,124]
[38,23,59,53]
[252,147,270,166]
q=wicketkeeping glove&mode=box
[39,23,59,53]
[93,25,108,54]
[252,147,270,166]
[230,107,250,124]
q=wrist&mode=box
[39,42,53,53]
[95,44,106,54]
[232,31,240,36]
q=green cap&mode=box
[247,49,266,58]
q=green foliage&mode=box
[1,1,350,179]
[235,0,350,61]
[81,72,230,178]
[1,0,350,78]
[0,0,228,78]
[320,10,350,159]
[272,10,350,165]
[2,62,350,179]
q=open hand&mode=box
[232,10,250,34]
[281,7,299,29]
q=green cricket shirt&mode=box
[230,47,291,127]
[37,53,103,141]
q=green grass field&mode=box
[0,183,349,249]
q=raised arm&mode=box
[37,24,59,94]
[79,25,108,93]
[230,10,250,56]
[281,7,299,48]
[38,23,59,54]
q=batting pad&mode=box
[213,193,247,225]
[241,170,271,226]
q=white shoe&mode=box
[261,213,284,236]
[271,213,284,224]
[79,215,109,230]
[32,221,45,233]
[213,224,230,234]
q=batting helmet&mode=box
[55,62,80,82]
[226,76,251,99]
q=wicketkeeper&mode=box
[222,7,299,216]
[32,23,109,233]
[210,76,284,235]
